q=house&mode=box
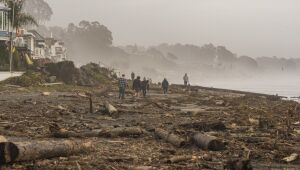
[0,2,10,42]
[28,30,46,59]
[45,37,67,62]
[14,29,68,62]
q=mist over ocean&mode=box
[196,74,300,98]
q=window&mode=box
[0,11,3,31]
[4,11,7,31]
[0,11,9,31]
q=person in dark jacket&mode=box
[118,74,127,99]
[162,78,169,94]
[141,77,149,97]
[132,76,141,97]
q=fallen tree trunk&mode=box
[193,133,225,151]
[99,127,144,138]
[155,128,185,147]
[180,121,226,131]
[0,139,92,164]
[52,129,101,138]
[52,127,144,138]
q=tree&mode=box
[23,0,53,23]
[6,0,38,32]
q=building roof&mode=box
[0,3,10,11]
[28,30,45,41]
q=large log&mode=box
[155,128,185,147]
[0,139,92,164]
[52,129,101,138]
[193,133,225,151]
[180,121,226,131]
[52,127,144,138]
[99,127,144,138]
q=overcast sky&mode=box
[46,0,300,58]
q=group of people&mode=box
[132,73,150,97]
[118,72,190,100]
[118,72,150,100]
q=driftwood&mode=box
[130,166,158,170]
[89,93,93,113]
[155,128,185,147]
[100,127,144,137]
[252,162,300,169]
[51,127,144,138]
[105,102,118,115]
[166,155,194,163]
[193,133,225,151]
[0,138,92,164]
[180,121,226,131]
[224,159,252,170]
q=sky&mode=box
[46,0,300,58]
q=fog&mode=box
[36,0,300,97]
[46,0,300,58]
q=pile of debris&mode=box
[77,63,116,86]
[1,61,115,87]
[2,71,47,87]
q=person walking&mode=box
[131,72,135,81]
[132,76,141,97]
[183,73,189,87]
[141,77,149,97]
[118,74,127,100]
[162,78,169,94]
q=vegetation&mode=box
[5,0,38,32]
[3,70,46,87]
[23,0,53,23]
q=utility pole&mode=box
[9,0,15,75]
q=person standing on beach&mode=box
[183,73,189,87]
[132,76,141,97]
[118,74,127,99]
[131,72,135,81]
[141,77,149,97]
[162,78,169,94]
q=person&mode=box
[131,72,135,81]
[162,78,169,94]
[118,74,127,99]
[141,77,149,97]
[132,76,141,97]
[183,73,189,87]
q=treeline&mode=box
[37,20,300,81]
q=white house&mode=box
[28,30,46,59]
[45,37,67,62]
[0,2,10,42]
